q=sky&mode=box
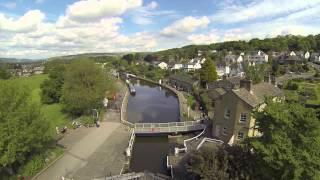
[0,0,320,59]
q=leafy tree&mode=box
[244,63,267,84]
[200,58,218,87]
[61,59,109,116]
[0,63,11,79]
[249,100,320,179]
[186,147,229,180]
[0,81,50,176]
[123,54,135,64]
[40,63,65,104]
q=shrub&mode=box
[285,80,299,90]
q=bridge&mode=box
[133,121,206,134]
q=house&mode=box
[32,66,44,75]
[184,62,201,71]
[208,76,243,91]
[310,53,320,63]
[168,74,198,93]
[245,50,268,65]
[278,54,303,65]
[212,79,283,145]
[171,64,184,70]
[157,62,168,70]
[296,51,310,60]
[216,65,230,77]
[229,63,244,77]
[224,54,237,64]
[289,51,296,56]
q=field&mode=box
[10,74,69,137]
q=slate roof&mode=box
[169,74,196,85]
[207,88,226,100]
[232,82,283,107]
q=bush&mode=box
[285,80,299,90]
[79,116,95,127]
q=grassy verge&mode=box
[8,75,69,178]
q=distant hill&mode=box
[0,58,39,63]
[48,52,127,61]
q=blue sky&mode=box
[0,0,320,59]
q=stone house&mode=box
[310,53,320,63]
[168,74,197,93]
[212,79,283,145]
[245,50,268,65]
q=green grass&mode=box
[285,80,320,105]
[9,75,69,137]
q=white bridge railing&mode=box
[134,121,205,134]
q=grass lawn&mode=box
[285,80,320,105]
[10,75,69,137]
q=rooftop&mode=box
[232,82,283,107]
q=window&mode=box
[224,109,231,118]
[237,132,244,140]
[240,113,247,123]
[223,127,227,135]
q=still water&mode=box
[127,79,180,123]
[127,79,180,174]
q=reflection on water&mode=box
[127,79,180,175]
[127,80,180,123]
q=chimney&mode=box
[240,79,252,93]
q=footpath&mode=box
[34,81,130,180]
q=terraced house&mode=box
[212,79,283,144]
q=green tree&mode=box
[0,81,50,176]
[40,63,65,104]
[123,54,135,64]
[186,147,229,180]
[61,59,109,116]
[0,63,11,79]
[249,100,320,179]
[200,58,218,87]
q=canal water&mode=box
[127,79,180,174]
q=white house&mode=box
[200,58,206,64]
[290,51,296,56]
[184,62,202,71]
[171,64,184,70]
[311,53,320,62]
[305,51,310,59]
[157,62,168,70]
[236,55,243,63]
[246,50,268,64]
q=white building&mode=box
[171,64,184,70]
[157,62,168,70]
[184,62,202,71]
[305,51,310,59]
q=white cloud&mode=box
[0,10,45,32]
[130,1,177,25]
[66,0,142,22]
[212,0,320,23]
[161,16,210,37]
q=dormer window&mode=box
[240,113,247,123]
[224,109,231,119]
